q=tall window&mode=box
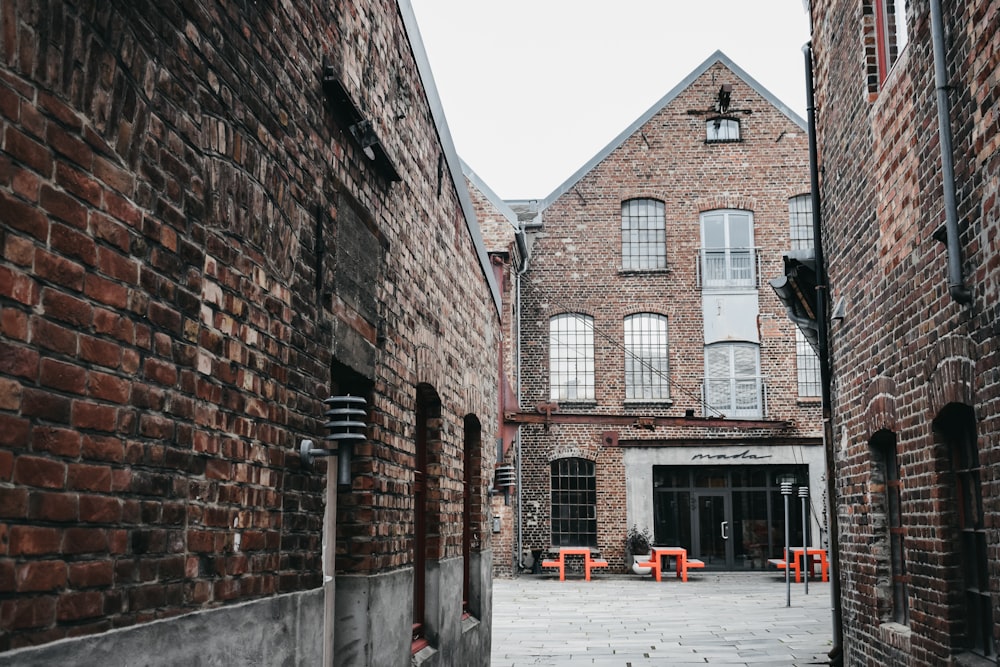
[796,330,821,398]
[625,313,670,401]
[872,431,909,625]
[700,210,756,289]
[412,385,441,653]
[935,404,995,658]
[706,117,740,142]
[875,0,909,87]
[462,415,482,619]
[550,458,597,547]
[789,195,813,250]
[621,199,666,270]
[549,314,595,402]
[704,342,762,418]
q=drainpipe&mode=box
[930,0,973,305]
[514,226,529,573]
[803,41,843,665]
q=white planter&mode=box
[630,553,652,575]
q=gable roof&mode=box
[398,0,502,315]
[540,50,807,210]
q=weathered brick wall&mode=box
[517,60,820,570]
[811,0,1000,662]
[0,0,499,656]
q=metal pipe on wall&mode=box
[930,0,973,305]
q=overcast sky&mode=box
[408,1,813,201]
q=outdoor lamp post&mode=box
[800,485,810,595]
[780,476,795,608]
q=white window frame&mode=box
[704,342,762,418]
[706,117,740,142]
[699,209,756,289]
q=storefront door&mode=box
[693,492,731,568]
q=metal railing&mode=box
[701,377,768,418]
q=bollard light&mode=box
[780,477,795,607]
[799,485,810,594]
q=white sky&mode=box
[409,1,812,201]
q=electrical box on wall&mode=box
[492,515,501,533]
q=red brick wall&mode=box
[516,60,820,570]
[0,0,499,653]
[811,0,1000,661]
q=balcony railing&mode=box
[696,247,760,289]
[701,376,767,418]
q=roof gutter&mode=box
[930,0,973,305]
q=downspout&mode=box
[930,0,973,305]
[803,42,844,665]
[514,226,529,572]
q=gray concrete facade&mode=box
[3,589,323,667]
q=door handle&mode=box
[721,521,729,540]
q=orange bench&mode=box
[541,547,608,581]
[769,548,828,582]
[637,546,704,582]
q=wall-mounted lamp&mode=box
[349,119,379,161]
[321,61,401,182]
[494,464,516,505]
[718,84,733,114]
[300,395,368,489]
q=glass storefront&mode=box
[652,465,810,570]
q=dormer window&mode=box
[707,117,740,143]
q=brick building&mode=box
[0,2,499,666]
[807,0,1000,663]
[496,52,826,577]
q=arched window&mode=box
[621,198,666,270]
[624,313,670,401]
[549,314,595,402]
[704,342,762,417]
[870,430,908,625]
[933,404,994,657]
[462,415,483,619]
[412,385,441,653]
[550,458,597,547]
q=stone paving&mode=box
[491,571,833,666]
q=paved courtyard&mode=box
[491,571,833,666]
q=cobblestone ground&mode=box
[491,572,833,666]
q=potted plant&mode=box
[625,525,652,574]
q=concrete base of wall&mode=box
[4,550,494,667]
[335,550,493,667]
[2,589,323,667]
